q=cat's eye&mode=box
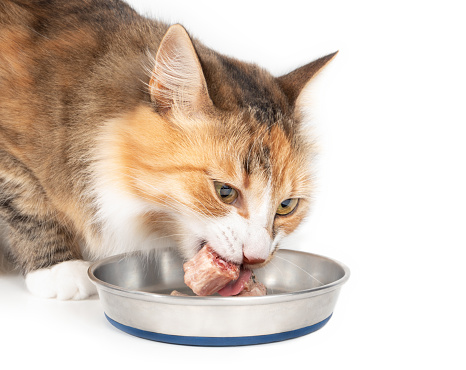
[276,198,299,216]
[214,182,238,204]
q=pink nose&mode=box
[243,254,266,265]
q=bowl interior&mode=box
[92,248,347,296]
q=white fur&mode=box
[91,183,152,258]
[25,260,97,300]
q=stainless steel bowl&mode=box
[88,248,349,346]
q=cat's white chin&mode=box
[25,260,97,300]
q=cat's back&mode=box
[0,0,140,70]
[0,0,141,33]
[0,0,164,159]
[0,0,159,94]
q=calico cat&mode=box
[0,0,336,299]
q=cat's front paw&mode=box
[25,260,97,300]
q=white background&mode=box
[1,0,465,368]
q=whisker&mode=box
[266,259,285,295]
[127,175,213,219]
[131,187,190,214]
[95,182,193,225]
[107,174,202,219]
[274,254,325,286]
[145,233,197,243]
[135,187,208,220]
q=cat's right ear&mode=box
[149,24,212,116]
[277,51,338,111]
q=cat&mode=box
[0,0,336,299]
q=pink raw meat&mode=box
[183,245,240,296]
[236,275,267,297]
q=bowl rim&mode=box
[88,249,350,306]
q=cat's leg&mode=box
[0,154,96,300]
[4,211,96,300]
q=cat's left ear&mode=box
[277,51,338,110]
[149,24,212,116]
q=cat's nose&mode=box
[242,254,265,265]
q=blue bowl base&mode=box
[105,313,332,346]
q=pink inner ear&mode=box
[149,24,212,115]
[149,77,171,114]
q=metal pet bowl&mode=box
[88,248,349,346]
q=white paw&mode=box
[25,260,97,300]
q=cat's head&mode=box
[105,25,336,267]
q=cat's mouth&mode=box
[191,239,265,296]
[196,239,265,268]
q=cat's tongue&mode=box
[217,268,252,297]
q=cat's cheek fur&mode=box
[25,260,97,300]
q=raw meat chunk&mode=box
[170,290,190,297]
[183,245,240,296]
[236,275,267,297]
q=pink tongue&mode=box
[217,269,252,297]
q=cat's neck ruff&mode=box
[87,116,174,259]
